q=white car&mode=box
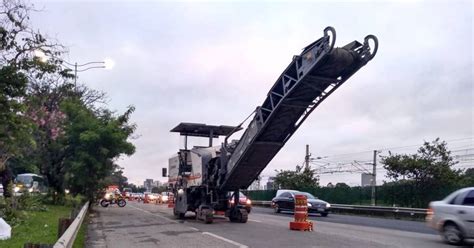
[427,187,474,245]
[161,192,172,203]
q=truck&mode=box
[165,27,378,223]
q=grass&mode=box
[0,204,72,248]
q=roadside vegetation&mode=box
[260,138,473,208]
[0,0,136,246]
[0,194,84,247]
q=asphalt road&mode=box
[86,201,473,248]
[252,207,436,235]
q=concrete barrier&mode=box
[53,201,89,248]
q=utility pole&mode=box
[305,144,310,168]
[74,62,78,88]
[371,150,378,206]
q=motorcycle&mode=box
[100,193,126,207]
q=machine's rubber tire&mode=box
[173,207,185,219]
[274,204,280,213]
[239,209,248,223]
[100,200,109,208]
[117,199,126,207]
[229,209,248,223]
[321,213,328,217]
[442,223,463,245]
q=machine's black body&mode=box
[167,27,378,223]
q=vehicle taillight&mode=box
[246,199,251,205]
[426,207,434,221]
[427,207,433,215]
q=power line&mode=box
[317,137,474,159]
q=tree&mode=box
[151,186,167,193]
[1,0,66,77]
[274,164,319,191]
[461,168,474,187]
[0,66,33,197]
[101,165,129,191]
[381,138,462,207]
[63,100,136,201]
[0,0,66,197]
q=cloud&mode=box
[31,1,473,186]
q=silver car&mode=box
[426,187,474,245]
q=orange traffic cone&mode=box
[289,194,313,231]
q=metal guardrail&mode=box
[53,201,89,248]
[252,200,428,219]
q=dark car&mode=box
[228,191,252,213]
[271,191,331,217]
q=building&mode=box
[248,179,261,190]
[152,181,162,188]
[265,177,276,190]
[361,173,374,187]
[143,179,154,192]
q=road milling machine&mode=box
[165,27,378,223]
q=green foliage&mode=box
[128,183,146,193]
[0,66,31,163]
[274,164,319,191]
[151,186,167,193]
[0,204,72,248]
[16,193,48,212]
[0,0,66,77]
[0,1,137,204]
[0,197,24,227]
[0,65,34,197]
[1,0,63,198]
[101,166,129,190]
[63,100,136,201]
[381,138,462,207]
[461,168,474,186]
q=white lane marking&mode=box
[202,232,248,248]
[248,219,262,223]
[189,227,199,231]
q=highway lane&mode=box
[83,201,474,248]
[85,202,237,248]
[252,206,436,235]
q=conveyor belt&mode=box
[220,27,378,190]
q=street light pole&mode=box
[32,51,113,91]
[62,60,109,91]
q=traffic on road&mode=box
[86,200,473,248]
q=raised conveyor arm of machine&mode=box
[219,27,378,191]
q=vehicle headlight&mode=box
[14,187,20,193]
[246,199,252,205]
[326,203,331,208]
[307,203,312,207]
[28,188,33,193]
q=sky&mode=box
[31,0,473,187]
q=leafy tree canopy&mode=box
[274,164,319,191]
